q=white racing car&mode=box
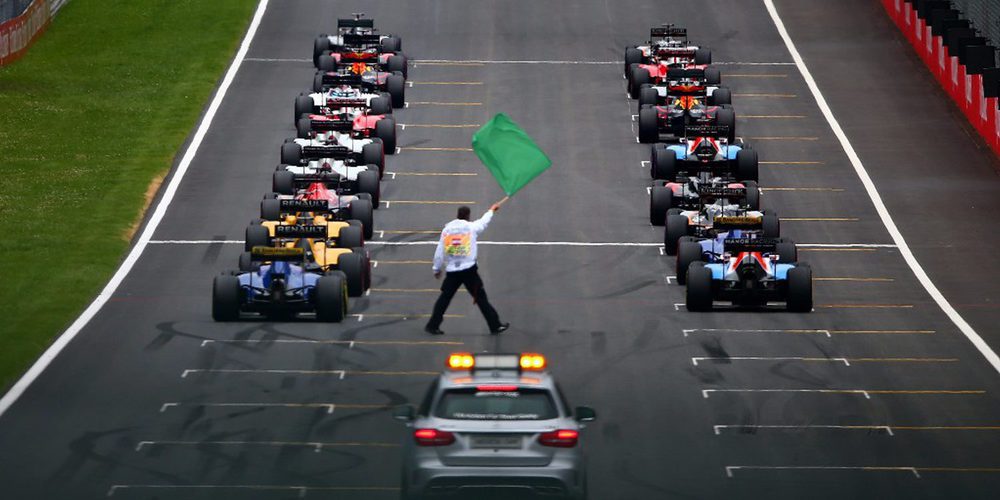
[280,133,384,175]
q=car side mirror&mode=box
[575,406,597,422]
[392,404,415,421]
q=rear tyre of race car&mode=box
[664,210,689,256]
[704,67,721,85]
[695,48,712,65]
[212,275,241,322]
[315,273,348,323]
[649,186,674,226]
[375,118,396,159]
[736,149,758,183]
[387,74,406,108]
[313,71,325,93]
[260,198,281,221]
[787,265,813,312]
[638,106,659,144]
[238,252,259,272]
[387,54,407,78]
[715,107,736,142]
[776,238,797,263]
[339,224,364,250]
[313,36,331,66]
[639,85,658,108]
[709,87,731,106]
[352,247,373,290]
[624,46,643,75]
[762,213,780,238]
[676,239,703,285]
[295,94,313,123]
[651,144,676,179]
[296,117,313,139]
[337,252,367,297]
[362,142,384,175]
[381,36,402,53]
[281,143,302,165]
[318,55,337,72]
[686,263,714,311]
[244,224,271,251]
[273,170,295,195]
[744,180,760,210]
[349,198,375,240]
[370,96,392,115]
[357,170,381,206]
[630,66,651,99]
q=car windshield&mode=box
[434,388,558,420]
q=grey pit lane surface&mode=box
[3,0,1000,499]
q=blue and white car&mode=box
[650,124,757,182]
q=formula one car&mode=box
[312,14,405,74]
[650,178,759,225]
[296,114,397,156]
[243,218,369,297]
[262,186,375,239]
[281,135,384,173]
[638,94,733,143]
[294,84,393,122]
[684,237,813,312]
[663,186,779,255]
[313,66,405,108]
[273,158,382,215]
[213,246,348,322]
[649,125,757,181]
[624,25,711,75]
[630,60,722,101]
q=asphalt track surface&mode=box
[2,0,1000,499]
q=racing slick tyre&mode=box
[349,197,375,240]
[736,149,759,183]
[296,117,313,139]
[295,94,314,123]
[776,239,797,263]
[695,48,712,65]
[387,54,408,78]
[649,186,674,226]
[639,85,658,108]
[339,224,364,250]
[664,210,689,256]
[787,265,813,312]
[273,170,295,195]
[624,46,643,75]
[375,118,397,158]
[715,107,736,142]
[261,198,281,221]
[212,275,241,322]
[337,252,367,297]
[630,66,651,99]
[238,251,260,273]
[362,141,384,171]
[315,273,348,322]
[313,71,325,92]
[381,36,402,53]
[352,247,373,290]
[709,87,731,106]
[313,36,331,66]
[387,74,406,108]
[651,144,676,179]
[281,143,302,165]
[676,238,703,285]
[704,66,721,85]
[762,213,780,238]
[244,224,271,251]
[370,96,392,115]
[357,170,381,206]
[263,191,278,199]
[686,263,714,311]
[743,180,760,210]
[638,106,659,144]
[318,55,337,72]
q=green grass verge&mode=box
[0,0,259,389]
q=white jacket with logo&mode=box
[432,211,494,273]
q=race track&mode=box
[2,0,1000,498]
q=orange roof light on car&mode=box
[519,353,546,371]
[447,352,547,372]
[447,353,475,370]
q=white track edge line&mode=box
[763,0,1000,375]
[0,0,272,417]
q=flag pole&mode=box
[494,196,510,207]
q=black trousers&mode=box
[426,265,501,331]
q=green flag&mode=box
[472,113,552,196]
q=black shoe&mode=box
[490,323,510,335]
[425,327,445,335]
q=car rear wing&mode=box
[277,199,332,213]
[723,237,780,253]
[666,67,705,80]
[342,33,382,46]
[307,118,355,132]
[301,145,354,160]
[338,18,375,29]
[685,124,729,138]
[317,73,378,92]
[650,26,687,39]
[273,224,329,239]
[713,216,763,230]
[698,187,746,200]
[322,97,371,109]
[250,246,305,261]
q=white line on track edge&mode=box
[763,0,1000,375]
[0,0,272,417]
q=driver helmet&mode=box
[327,85,355,98]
